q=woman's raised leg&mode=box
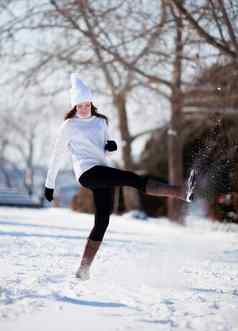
[79,165,188,201]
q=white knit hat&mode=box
[70,73,93,107]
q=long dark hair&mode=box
[64,103,108,124]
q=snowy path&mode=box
[0,207,238,331]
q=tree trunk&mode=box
[167,7,184,223]
[24,136,34,196]
[113,93,141,211]
[0,167,13,188]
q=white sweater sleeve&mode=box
[45,122,69,189]
[104,119,112,144]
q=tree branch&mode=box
[170,0,237,59]
[217,0,238,53]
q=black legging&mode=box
[78,165,148,241]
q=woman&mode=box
[45,73,195,281]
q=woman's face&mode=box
[76,102,92,118]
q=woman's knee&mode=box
[93,188,115,212]
[95,212,110,228]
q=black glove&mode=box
[105,140,117,152]
[44,187,54,202]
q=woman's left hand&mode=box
[105,140,117,152]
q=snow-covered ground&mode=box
[0,207,238,331]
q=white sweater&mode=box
[45,114,112,189]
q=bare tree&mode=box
[0,110,21,189]
[0,106,49,195]
[166,2,184,222]
[84,1,192,221]
[48,0,170,210]
[0,0,169,211]
[170,0,238,60]
[0,0,197,219]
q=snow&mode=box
[0,207,238,331]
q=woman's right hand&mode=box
[44,187,54,202]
